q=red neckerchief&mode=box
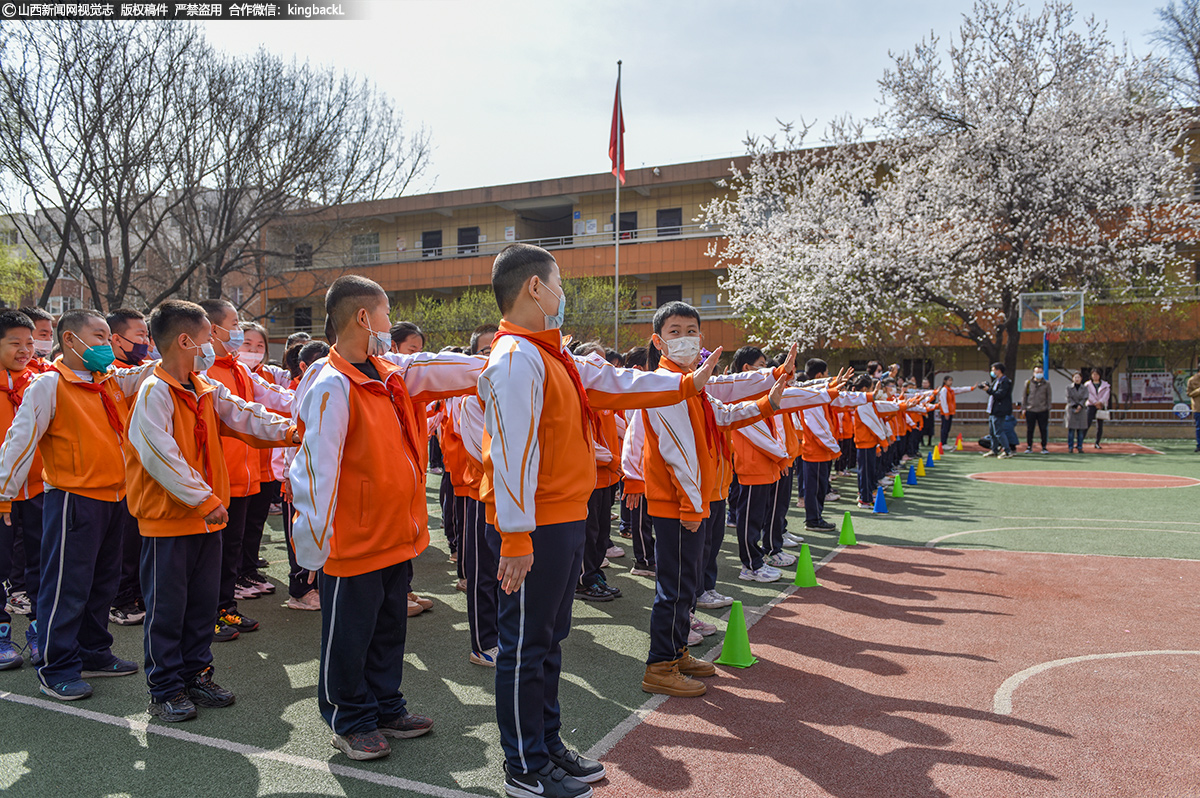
[73,377,125,443]
[214,354,251,399]
[493,325,596,436]
[1,368,32,410]
[170,381,214,483]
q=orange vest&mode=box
[207,355,261,497]
[33,361,129,502]
[321,350,429,577]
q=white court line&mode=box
[982,516,1200,526]
[0,690,484,798]
[926,525,1200,548]
[964,471,1200,488]
[585,545,846,761]
[993,650,1200,715]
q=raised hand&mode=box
[692,346,724,391]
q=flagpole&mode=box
[614,60,622,351]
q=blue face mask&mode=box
[73,342,115,373]
[223,326,245,350]
[537,282,566,330]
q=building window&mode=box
[230,286,244,307]
[294,306,312,332]
[0,230,17,246]
[294,243,313,270]
[457,226,480,255]
[610,211,637,240]
[421,230,442,257]
[351,232,380,264]
[88,229,101,246]
[901,359,934,384]
[656,208,682,237]
[656,285,682,307]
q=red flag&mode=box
[609,76,624,185]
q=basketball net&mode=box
[1043,320,1063,343]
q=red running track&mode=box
[598,546,1200,798]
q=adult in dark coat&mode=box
[980,363,1014,457]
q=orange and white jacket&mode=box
[854,399,900,448]
[127,367,295,537]
[937,385,972,416]
[291,347,485,577]
[0,359,155,504]
[479,325,696,557]
[0,367,44,512]
[204,355,294,497]
[798,392,874,462]
[730,385,837,485]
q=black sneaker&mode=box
[574,583,613,603]
[109,602,145,626]
[82,657,138,678]
[378,709,433,739]
[548,747,606,783]
[186,665,235,708]
[213,621,240,643]
[218,609,259,632]
[149,690,198,722]
[805,520,836,532]
[505,762,592,798]
[595,578,622,598]
[256,557,270,568]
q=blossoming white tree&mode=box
[706,0,1200,375]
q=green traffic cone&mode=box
[714,600,758,668]
[793,543,820,587]
[892,474,905,498]
[838,511,857,546]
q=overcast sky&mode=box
[203,0,1164,195]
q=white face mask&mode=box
[662,335,701,365]
[1033,370,1043,379]
[362,316,392,358]
[536,282,566,330]
[240,351,264,370]
[190,341,216,372]
[33,339,53,358]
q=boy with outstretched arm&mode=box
[127,301,299,721]
[480,245,719,798]
[0,310,155,699]
[291,276,487,762]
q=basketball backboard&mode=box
[1018,291,1085,333]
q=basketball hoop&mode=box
[1044,320,1063,343]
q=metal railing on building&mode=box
[279,222,725,272]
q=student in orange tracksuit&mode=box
[0,310,155,699]
[128,300,298,722]
[19,306,55,371]
[479,244,719,798]
[0,310,41,669]
[196,300,293,640]
[291,276,487,762]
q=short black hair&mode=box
[866,360,882,376]
[852,374,874,391]
[648,301,701,369]
[283,342,304,379]
[991,362,1006,374]
[605,348,622,367]
[491,243,555,313]
[324,275,387,333]
[19,306,52,325]
[624,346,648,369]
[299,340,330,366]
[575,340,605,358]
[942,375,954,385]
[389,321,425,349]
[733,345,765,373]
[470,323,499,355]
[805,358,829,379]
[0,310,34,339]
[285,331,312,349]
[56,309,106,348]
[149,300,207,350]
[198,299,237,331]
[106,308,145,337]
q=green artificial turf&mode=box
[1,440,1196,796]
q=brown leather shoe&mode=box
[642,661,706,697]
[407,599,425,618]
[676,649,716,678]
[408,592,433,611]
